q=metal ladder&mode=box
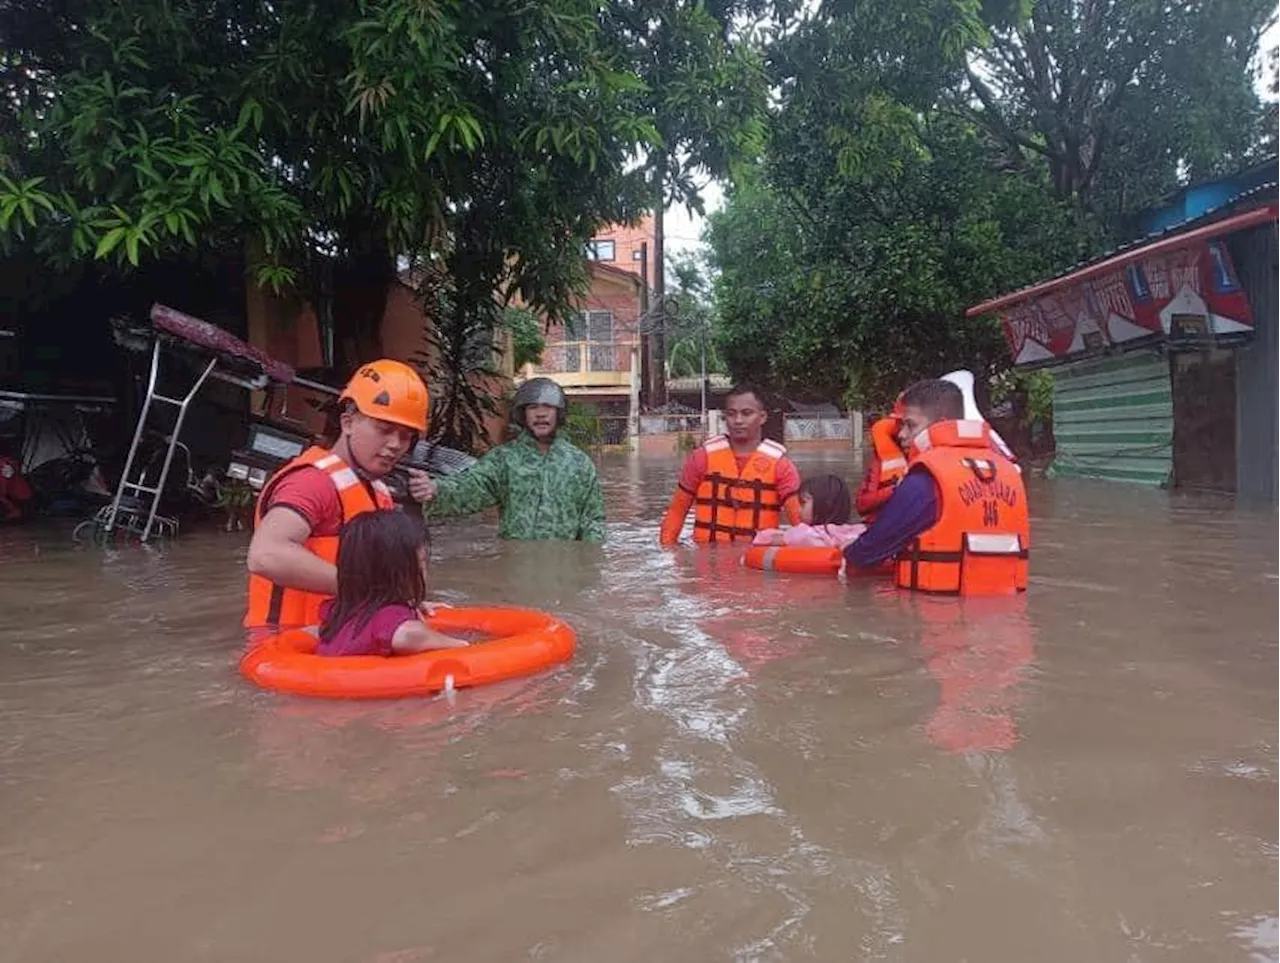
[98,337,218,542]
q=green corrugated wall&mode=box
[1047,351,1174,486]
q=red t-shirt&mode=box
[316,602,418,657]
[677,446,801,500]
[259,466,345,536]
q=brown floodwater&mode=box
[0,451,1276,963]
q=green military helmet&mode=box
[513,376,568,426]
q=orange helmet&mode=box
[339,360,430,433]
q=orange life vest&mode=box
[243,446,396,630]
[856,416,909,521]
[895,419,1030,596]
[693,435,785,543]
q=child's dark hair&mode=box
[799,474,852,526]
[319,509,430,643]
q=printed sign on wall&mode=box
[1000,240,1254,365]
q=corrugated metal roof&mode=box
[966,202,1278,318]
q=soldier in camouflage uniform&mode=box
[413,378,606,542]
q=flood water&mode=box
[1,451,1276,963]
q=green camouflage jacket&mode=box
[424,431,606,542]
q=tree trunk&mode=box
[331,219,395,371]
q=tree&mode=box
[708,0,1275,409]
[960,0,1278,233]
[1259,44,1280,150]
[0,0,656,368]
[599,0,769,403]
[663,249,724,380]
[502,307,546,371]
[708,127,1083,408]
[707,0,1089,407]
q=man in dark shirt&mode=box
[843,379,964,572]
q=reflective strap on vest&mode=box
[245,449,395,629]
[693,438,785,542]
[899,535,1030,593]
[966,533,1023,555]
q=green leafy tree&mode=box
[663,250,725,379]
[960,0,1278,233]
[502,307,546,370]
[708,0,1086,407]
[0,0,656,365]
[600,0,769,399]
[708,0,1274,409]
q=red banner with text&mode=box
[1000,239,1254,366]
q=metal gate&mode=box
[1047,350,1173,486]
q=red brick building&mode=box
[522,257,648,442]
[584,214,656,288]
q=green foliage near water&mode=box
[705,0,1277,410]
[991,369,1055,426]
[664,250,727,379]
[503,307,546,370]
[0,0,768,450]
[0,0,1272,440]
[562,400,605,453]
[0,0,749,349]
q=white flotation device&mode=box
[940,369,1019,468]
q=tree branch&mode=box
[963,68,1056,161]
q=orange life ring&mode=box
[240,605,576,700]
[742,545,894,577]
[743,544,842,575]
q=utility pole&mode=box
[650,189,668,408]
[699,322,708,433]
[637,241,650,410]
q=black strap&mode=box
[914,549,964,562]
[693,520,761,541]
[266,582,284,625]
[694,496,781,508]
[698,470,781,541]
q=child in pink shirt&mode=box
[752,474,866,549]
[317,510,469,657]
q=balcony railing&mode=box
[537,340,636,375]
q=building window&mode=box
[586,239,616,261]
[566,310,616,371]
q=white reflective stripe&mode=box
[965,533,1022,555]
[881,456,907,471]
[704,436,730,452]
[762,547,781,571]
[956,419,986,438]
[371,480,392,497]
[329,468,360,491]
[314,454,341,470]
[759,439,786,458]
[913,430,932,452]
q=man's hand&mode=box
[405,468,437,504]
